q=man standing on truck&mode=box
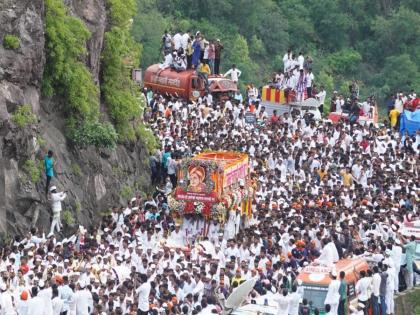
[224,64,242,84]
[214,39,223,74]
[197,61,211,93]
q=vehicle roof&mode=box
[231,303,277,315]
[296,258,368,286]
[145,64,196,79]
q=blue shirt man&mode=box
[44,150,54,195]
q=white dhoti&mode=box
[50,210,62,234]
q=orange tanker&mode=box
[144,64,237,101]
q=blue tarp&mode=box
[400,110,420,136]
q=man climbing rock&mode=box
[49,186,66,235]
[44,150,54,196]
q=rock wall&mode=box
[0,0,151,236]
[395,287,420,315]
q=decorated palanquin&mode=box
[168,151,254,223]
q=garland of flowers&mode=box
[178,159,223,194]
[193,201,205,214]
[167,196,186,214]
[211,202,227,222]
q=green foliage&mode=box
[37,136,47,150]
[120,185,132,200]
[70,163,82,177]
[67,119,118,149]
[372,54,420,96]
[43,0,97,117]
[103,0,144,142]
[23,160,42,183]
[11,105,37,128]
[75,201,82,214]
[327,49,362,76]
[43,0,117,148]
[134,0,420,104]
[3,34,20,50]
[107,0,136,27]
[135,124,158,154]
[62,209,75,226]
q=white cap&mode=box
[50,186,57,192]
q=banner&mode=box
[175,188,218,203]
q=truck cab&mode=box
[296,258,369,314]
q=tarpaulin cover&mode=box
[400,109,420,136]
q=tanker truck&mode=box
[143,64,237,101]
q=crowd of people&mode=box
[159,30,224,76]
[0,33,419,314]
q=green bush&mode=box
[3,34,20,50]
[23,160,42,183]
[62,209,75,226]
[43,0,115,148]
[135,124,158,154]
[120,185,132,200]
[106,0,136,27]
[102,0,144,142]
[75,201,82,214]
[70,163,82,177]
[37,136,47,149]
[68,119,118,149]
[11,105,37,128]
[43,0,97,117]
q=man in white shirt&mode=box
[0,283,15,315]
[181,31,190,50]
[27,287,45,315]
[274,288,290,315]
[49,186,67,235]
[355,270,370,312]
[73,281,93,315]
[37,280,53,315]
[170,224,185,246]
[306,69,314,97]
[224,64,242,83]
[288,285,301,315]
[283,49,292,72]
[136,274,151,315]
[51,287,64,315]
[173,31,182,50]
[324,271,340,315]
[298,52,304,70]
[371,266,381,315]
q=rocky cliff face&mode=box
[0,0,150,236]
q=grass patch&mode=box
[70,163,82,177]
[120,185,132,200]
[75,201,82,214]
[11,105,37,128]
[22,159,42,183]
[37,136,47,150]
[3,34,20,50]
[135,124,158,154]
[62,209,75,226]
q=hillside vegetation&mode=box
[132,0,420,102]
